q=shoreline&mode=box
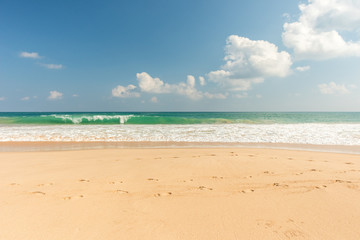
[1,141,360,154]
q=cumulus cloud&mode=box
[0,97,5,101]
[48,90,63,100]
[112,84,140,98]
[296,65,311,72]
[19,51,41,59]
[136,72,227,100]
[282,0,360,60]
[318,82,350,94]
[207,35,292,91]
[41,63,63,69]
[21,96,30,101]
[137,72,171,93]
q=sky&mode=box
[1,0,360,112]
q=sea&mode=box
[1,112,360,150]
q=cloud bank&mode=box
[283,0,360,60]
[136,72,226,100]
[207,35,292,91]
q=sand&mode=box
[0,148,360,240]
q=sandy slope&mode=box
[0,148,360,240]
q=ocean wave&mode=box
[45,114,134,124]
[1,112,360,125]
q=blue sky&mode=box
[1,0,360,111]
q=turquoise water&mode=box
[1,112,360,145]
[1,112,360,125]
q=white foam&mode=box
[1,123,360,145]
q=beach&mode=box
[1,147,360,240]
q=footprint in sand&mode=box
[230,152,239,156]
[211,176,224,179]
[115,189,129,194]
[241,189,255,193]
[79,179,90,182]
[31,191,46,195]
[273,183,289,188]
[10,183,20,186]
[109,181,123,184]
[154,192,172,197]
[345,162,354,165]
[63,195,84,200]
[198,186,213,191]
[147,178,159,181]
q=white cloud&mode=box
[199,76,206,86]
[296,65,311,72]
[41,63,63,69]
[21,96,30,101]
[137,72,171,93]
[72,94,78,97]
[19,51,41,59]
[318,82,350,94]
[207,35,292,91]
[136,72,227,100]
[48,90,63,100]
[256,94,262,98]
[151,96,158,103]
[282,0,360,60]
[0,97,5,101]
[112,84,140,98]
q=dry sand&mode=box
[0,148,360,239]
